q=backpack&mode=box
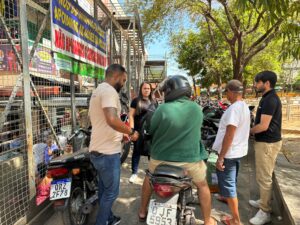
[136,102,158,156]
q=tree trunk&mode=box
[233,60,244,82]
[242,79,247,98]
[217,74,222,100]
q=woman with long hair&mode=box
[129,82,156,183]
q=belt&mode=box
[90,151,104,157]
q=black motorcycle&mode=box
[47,129,97,225]
[146,164,196,225]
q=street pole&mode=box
[127,40,131,100]
[20,0,35,198]
[70,74,76,133]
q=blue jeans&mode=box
[90,153,121,225]
[216,158,241,198]
[131,142,141,174]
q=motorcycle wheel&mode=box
[120,142,131,164]
[61,187,88,225]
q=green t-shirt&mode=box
[149,97,207,162]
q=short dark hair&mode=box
[105,64,126,78]
[254,70,277,88]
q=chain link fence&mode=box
[0,0,29,224]
[0,0,144,224]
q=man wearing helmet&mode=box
[138,75,215,225]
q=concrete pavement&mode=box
[43,141,284,225]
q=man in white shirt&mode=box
[212,80,250,225]
[89,64,139,225]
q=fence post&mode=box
[20,0,35,198]
[286,96,291,121]
[127,41,131,100]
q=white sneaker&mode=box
[250,209,271,225]
[249,199,261,208]
[129,174,137,183]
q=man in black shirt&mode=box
[249,71,282,225]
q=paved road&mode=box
[44,142,284,225]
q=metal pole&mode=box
[20,0,35,198]
[110,18,113,65]
[70,74,77,132]
[127,41,131,100]
[94,0,98,88]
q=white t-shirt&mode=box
[212,100,250,158]
[89,82,122,154]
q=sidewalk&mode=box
[44,142,284,225]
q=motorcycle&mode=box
[146,164,196,225]
[47,128,98,225]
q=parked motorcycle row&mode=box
[42,95,255,225]
[200,99,255,152]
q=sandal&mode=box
[221,216,232,225]
[221,216,243,225]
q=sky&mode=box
[146,37,188,76]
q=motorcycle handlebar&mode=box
[67,128,91,142]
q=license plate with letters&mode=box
[147,199,177,225]
[50,178,71,200]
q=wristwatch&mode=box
[129,128,135,136]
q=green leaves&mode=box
[130,0,300,82]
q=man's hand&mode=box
[130,131,139,142]
[216,158,225,171]
[123,134,130,143]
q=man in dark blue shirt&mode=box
[249,71,282,225]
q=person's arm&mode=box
[216,125,237,171]
[250,114,272,134]
[103,107,139,141]
[129,107,136,129]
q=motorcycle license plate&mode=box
[50,178,71,200]
[147,199,177,225]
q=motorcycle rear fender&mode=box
[53,198,69,211]
[152,193,179,205]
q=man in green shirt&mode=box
[138,75,215,225]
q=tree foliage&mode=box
[131,0,299,82]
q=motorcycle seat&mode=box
[153,164,187,179]
[49,149,90,165]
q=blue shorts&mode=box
[216,158,241,198]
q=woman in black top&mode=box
[129,82,155,183]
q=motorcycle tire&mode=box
[120,142,131,164]
[61,187,88,225]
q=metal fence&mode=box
[0,0,145,224]
[246,97,300,121]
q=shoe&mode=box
[108,215,121,225]
[129,174,138,183]
[249,199,261,209]
[249,209,271,225]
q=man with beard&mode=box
[249,71,282,225]
[89,64,139,225]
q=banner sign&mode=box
[54,53,105,80]
[28,40,56,75]
[51,0,107,69]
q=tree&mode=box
[171,28,232,98]
[132,0,299,82]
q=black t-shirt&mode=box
[255,89,282,143]
[130,97,152,130]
